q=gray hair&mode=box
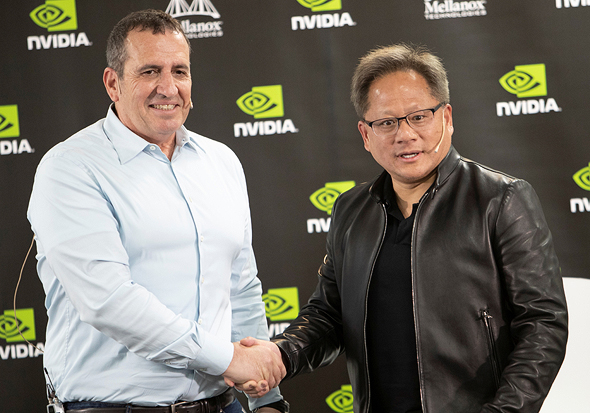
[106,9,191,77]
[351,43,450,119]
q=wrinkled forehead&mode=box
[123,29,190,64]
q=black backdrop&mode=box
[1,1,589,411]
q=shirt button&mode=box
[200,236,204,243]
[150,145,156,151]
[198,318,203,325]
[200,277,204,284]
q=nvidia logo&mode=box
[0,309,36,343]
[236,85,284,119]
[499,64,547,98]
[326,384,354,412]
[262,287,299,321]
[0,105,20,139]
[297,0,342,11]
[30,0,78,32]
[573,163,590,191]
[310,181,355,215]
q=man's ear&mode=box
[444,104,454,136]
[358,120,371,153]
[103,67,121,102]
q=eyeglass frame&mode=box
[363,102,446,136]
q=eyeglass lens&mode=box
[372,109,436,136]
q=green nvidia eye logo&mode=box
[326,384,354,412]
[297,0,342,12]
[499,64,547,98]
[30,0,78,32]
[236,85,284,119]
[0,309,36,343]
[573,163,590,191]
[262,288,299,321]
[0,105,20,139]
[310,181,355,215]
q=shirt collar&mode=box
[102,105,203,164]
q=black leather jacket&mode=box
[274,146,568,413]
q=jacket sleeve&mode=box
[272,198,345,378]
[482,180,568,413]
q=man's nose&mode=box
[156,72,178,96]
[394,118,418,141]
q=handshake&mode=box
[222,337,286,398]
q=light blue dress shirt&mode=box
[27,107,282,409]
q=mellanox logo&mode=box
[570,162,590,213]
[496,64,561,117]
[166,0,223,39]
[27,0,92,51]
[234,85,298,137]
[0,105,34,156]
[424,0,487,20]
[326,384,354,413]
[0,308,44,360]
[262,287,300,338]
[291,0,356,31]
[556,0,590,8]
[307,181,355,233]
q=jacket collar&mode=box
[369,145,461,203]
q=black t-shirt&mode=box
[366,176,423,413]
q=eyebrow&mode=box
[136,64,190,72]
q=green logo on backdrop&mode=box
[262,287,300,321]
[236,85,284,119]
[573,163,590,191]
[310,181,355,215]
[297,0,342,11]
[30,0,78,31]
[326,384,354,412]
[0,309,36,343]
[0,105,20,139]
[499,64,547,98]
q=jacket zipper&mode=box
[481,309,501,389]
[362,201,388,411]
[411,190,432,413]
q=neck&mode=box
[392,173,437,218]
[159,139,176,160]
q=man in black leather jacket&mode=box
[240,44,568,413]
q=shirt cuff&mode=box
[187,332,234,376]
[248,387,283,411]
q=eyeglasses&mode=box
[364,102,445,137]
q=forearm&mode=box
[273,273,344,378]
[42,240,235,373]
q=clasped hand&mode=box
[222,337,285,398]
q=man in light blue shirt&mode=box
[27,9,287,413]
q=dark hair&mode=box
[106,9,190,77]
[351,43,449,119]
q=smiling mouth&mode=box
[400,152,420,159]
[150,104,177,110]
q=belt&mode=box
[64,389,235,413]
